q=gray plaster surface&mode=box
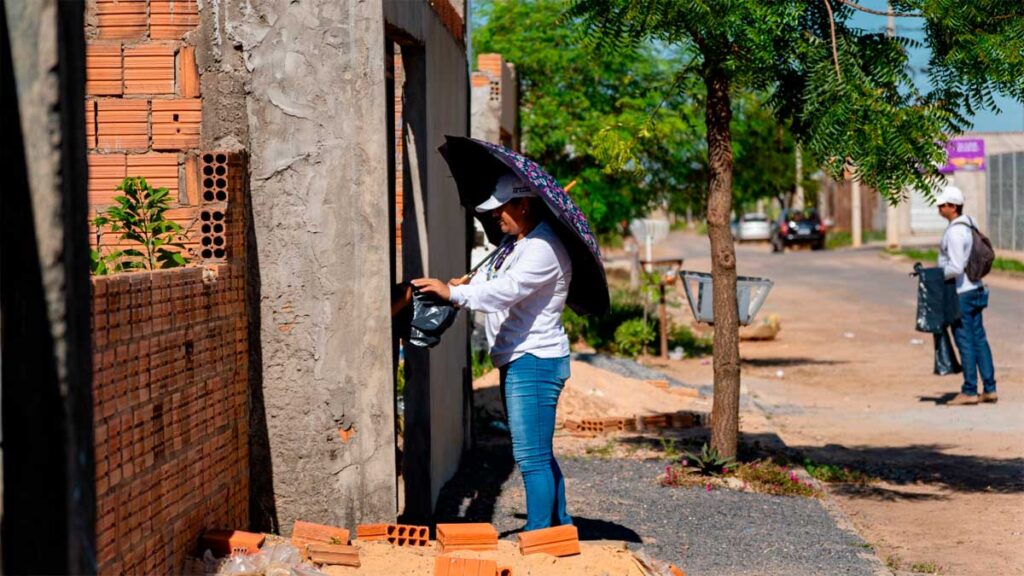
[211,0,398,531]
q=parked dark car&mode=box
[771,209,826,252]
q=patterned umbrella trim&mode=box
[476,139,603,261]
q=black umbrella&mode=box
[439,135,609,316]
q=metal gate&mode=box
[988,151,1023,251]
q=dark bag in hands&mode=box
[914,263,960,333]
[953,221,995,282]
[407,290,459,348]
[933,327,962,376]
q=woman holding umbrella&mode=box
[412,136,609,532]
[412,172,575,531]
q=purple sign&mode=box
[940,138,985,173]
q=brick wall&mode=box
[86,0,205,258]
[92,264,249,574]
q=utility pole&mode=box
[851,177,863,247]
[793,145,804,210]
[884,2,900,248]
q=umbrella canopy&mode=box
[439,135,609,316]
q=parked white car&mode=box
[732,213,772,241]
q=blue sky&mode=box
[848,0,1023,133]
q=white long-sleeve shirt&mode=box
[449,220,572,367]
[938,214,980,294]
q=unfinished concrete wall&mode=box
[203,0,397,532]
[472,54,518,150]
[384,0,470,518]
[2,0,95,571]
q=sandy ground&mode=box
[646,231,1024,576]
[320,540,649,576]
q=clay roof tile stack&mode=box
[517,525,580,557]
[436,523,499,552]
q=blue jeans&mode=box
[951,288,997,395]
[499,353,573,531]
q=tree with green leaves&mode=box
[570,0,1023,456]
[474,0,704,236]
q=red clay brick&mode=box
[291,520,350,550]
[356,523,390,541]
[178,45,200,98]
[124,44,176,95]
[434,556,498,576]
[95,0,146,40]
[126,153,179,198]
[201,529,264,557]
[96,99,148,150]
[150,0,200,39]
[86,43,122,95]
[151,99,201,150]
[88,154,127,208]
[517,524,580,557]
[305,543,360,567]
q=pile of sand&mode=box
[474,359,699,423]
[321,540,647,576]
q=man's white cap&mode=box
[475,173,536,212]
[935,184,965,206]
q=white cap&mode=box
[475,173,536,212]
[935,184,965,206]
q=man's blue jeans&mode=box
[500,353,573,531]
[952,287,997,395]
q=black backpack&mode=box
[954,220,995,282]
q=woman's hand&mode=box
[411,278,452,301]
[448,275,469,287]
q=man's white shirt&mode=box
[938,214,980,294]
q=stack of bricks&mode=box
[91,264,249,574]
[436,523,498,552]
[86,0,209,260]
[562,411,705,437]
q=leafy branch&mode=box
[91,176,189,275]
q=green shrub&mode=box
[613,318,655,358]
[668,324,713,356]
[91,176,188,274]
[562,307,590,344]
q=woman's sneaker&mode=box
[980,392,998,404]
[946,393,979,406]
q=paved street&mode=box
[654,231,1024,576]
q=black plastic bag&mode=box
[914,263,960,333]
[933,327,962,376]
[407,290,459,348]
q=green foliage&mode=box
[658,437,680,460]
[888,246,1024,274]
[562,307,590,344]
[569,0,1024,201]
[396,360,406,397]
[473,0,705,234]
[680,443,735,476]
[996,257,1024,274]
[667,324,712,356]
[732,460,820,497]
[472,352,495,380]
[91,176,188,274]
[803,459,874,484]
[613,317,656,357]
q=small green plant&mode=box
[471,351,494,380]
[733,460,819,497]
[659,437,679,460]
[561,307,590,344]
[803,459,874,484]
[910,561,939,574]
[668,324,713,357]
[395,360,406,397]
[680,443,735,477]
[585,440,616,459]
[91,176,188,274]
[886,555,902,571]
[613,317,655,358]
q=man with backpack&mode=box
[935,184,998,406]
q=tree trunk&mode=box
[704,66,741,458]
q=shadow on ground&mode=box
[741,357,847,368]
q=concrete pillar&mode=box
[2,1,95,571]
[218,0,397,532]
